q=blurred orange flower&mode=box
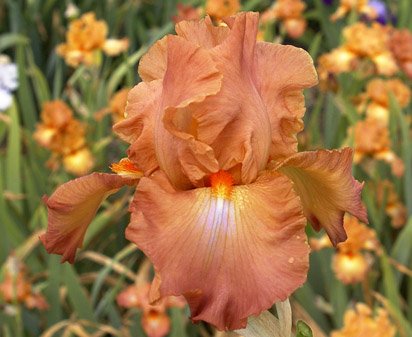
[311,215,378,284]
[117,283,185,337]
[57,12,128,67]
[352,118,404,177]
[389,29,412,78]
[331,0,377,22]
[0,256,48,310]
[318,23,398,88]
[359,78,410,124]
[262,0,307,38]
[205,0,240,21]
[375,180,407,229]
[331,303,396,337]
[173,3,202,23]
[41,12,367,330]
[34,100,94,176]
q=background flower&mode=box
[0,55,18,111]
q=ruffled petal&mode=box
[155,34,222,188]
[175,16,230,49]
[126,171,308,330]
[138,36,168,82]
[255,42,318,160]
[113,80,161,174]
[173,12,272,184]
[40,173,135,263]
[276,148,367,245]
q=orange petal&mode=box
[110,158,144,179]
[255,42,318,160]
[113,80,161,175]
[332,252,369,285]
[126,171,308,330]
[155,34,222,188]
[173,12,273,185]
[277,148,367,245]
[142,310,171,337]
[175,16,230,49]
[138,36,168,82]
[40,173,135,263]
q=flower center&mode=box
[110,158,143,179]
[210,170,234,200]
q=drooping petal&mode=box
[126,171,308,330]
[276,148,367,245]
[255,42,318,160]
[40,173,136,263]
[113,80,161,175]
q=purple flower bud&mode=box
[368,0,390,24]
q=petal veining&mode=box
[255,42,318,160]
[126,171,308,330]
[40,173,136,263]
[276,148,368,245]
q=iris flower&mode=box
[41,12,366,330]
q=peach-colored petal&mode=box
[173,12,273,185]
[332,252,369,285]
[277,148,367,245]
[40,173,136,263]
[138,37,168,82]
[155,34,222,188]
[110,158,144,179]
[205,0,240,21]
[175,16,230,49]
[113,80,161,175]
[25,293,49,310]
[117,285,145,309]
[142,310,171,337]
[126,171,308,330]
[255,42,318,160]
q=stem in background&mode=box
[234,299,292,337]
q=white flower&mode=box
[0,55,18,111]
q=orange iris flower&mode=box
[331,303,396,337]
[41,12,366,330]
[117,283,186,337]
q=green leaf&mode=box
[44,255,63,327]
[0,33,28,52]
[169,307,188,337]
[5,100,22,214]
[380,252,402,311]
[392,217,412,266]
[63,264,96,322]
[308,33,322,60]
[295,321,313,337]
[16,45,37,130]
[389,95,412,215]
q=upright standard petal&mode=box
[174,12,273,184]
[255,42,318,160]
[276,148,367,245]
[40,173,136,263]
[113,80,161,175]
[138,36,168,82]
[126,171,308,330]
[175,16,230,49]
[155,35,222,188]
